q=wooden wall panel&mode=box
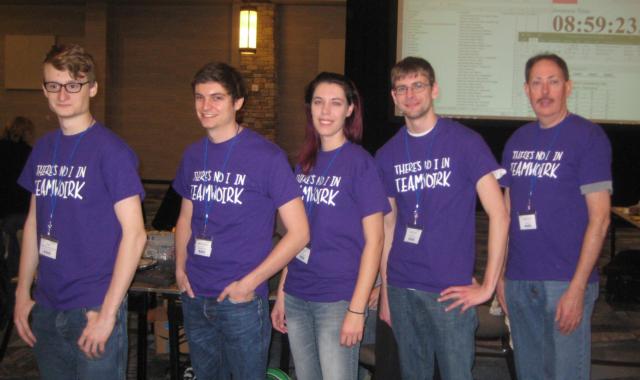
[0,5,85,141]
[108,4,232,179]
[276,5,346,163]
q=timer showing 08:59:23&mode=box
[552,16,638,34]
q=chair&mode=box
[0,228,20,364]
[475,304,517,380]
[359,343,376,372]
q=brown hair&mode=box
[298,72,363,174]
[44,44,96,82]
[4,116,34,143]
[390,56,436,87]
[525,53,570,82]
[191,62,247,102]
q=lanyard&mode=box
[201,127,240,235]
[404,126,436,225]
[526,120,565,211]
[47,127,90,235]
[303,143,345,222]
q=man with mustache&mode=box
[497,53,612,380]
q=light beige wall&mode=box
[0,5,86,142]
[276,4,346,163]
[108,3,232,179]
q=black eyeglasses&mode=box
[43,81,91,93]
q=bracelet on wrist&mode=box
[347,307,365,315]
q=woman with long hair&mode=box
[271,72,389,379]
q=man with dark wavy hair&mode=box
[173,62,309,379]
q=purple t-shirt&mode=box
[18,123,144,310]
[284,142,390,302]
[173,129,300,299]
[500,113,612,282]
[375,118,501,293]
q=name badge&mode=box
[195,237,213,257]
[296,246,311,264]
[404,225,423,245]
[518,211,537,231]
[39,235,58,259]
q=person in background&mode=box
[0,116,34,278]
[173,62,309,380]
[271,72,388,380]
[497,53,612,380]
[14,44,146,380]
[375,56,509,379]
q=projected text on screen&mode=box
[398,0,640,123]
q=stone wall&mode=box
[239,3,277,142]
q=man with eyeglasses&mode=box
[496,53,611,380]
[14,44,146,379]
[374,56,509,379]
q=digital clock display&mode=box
[553,16,638,34]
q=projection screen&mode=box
[397,0,640,124]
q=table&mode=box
[129,281,182,380]
[610,207,640,258]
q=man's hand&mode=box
[496,277,508,315]
[14,296,36,347]
[378,285,392,326]
[217,279,255,303]
[555,287,585,335]
[271,292,287,333]
[176,268,195,298]
[77,311,116,359]
[368,286,381,309]
[340,310,365,347]
[438,278,493,313]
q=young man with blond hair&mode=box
[14,44,146,379]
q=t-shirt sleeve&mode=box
[353,156,392,218]
[463,132,501,185]
[102,143,145,202]
[578,126,612,194]
[374,148,397,198]
[267,150,302,208]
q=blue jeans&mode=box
[285,293,359,380]
[31,299,128,380]
[387,286,477,380]
[181,294,271,380]
[505,280,598,380]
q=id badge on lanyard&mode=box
[296,244,311,264]
[39,235,58,259]
[404,225,423,244]
[194,236,213,257]
[404,208,423,245]
[518,211,537,231]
